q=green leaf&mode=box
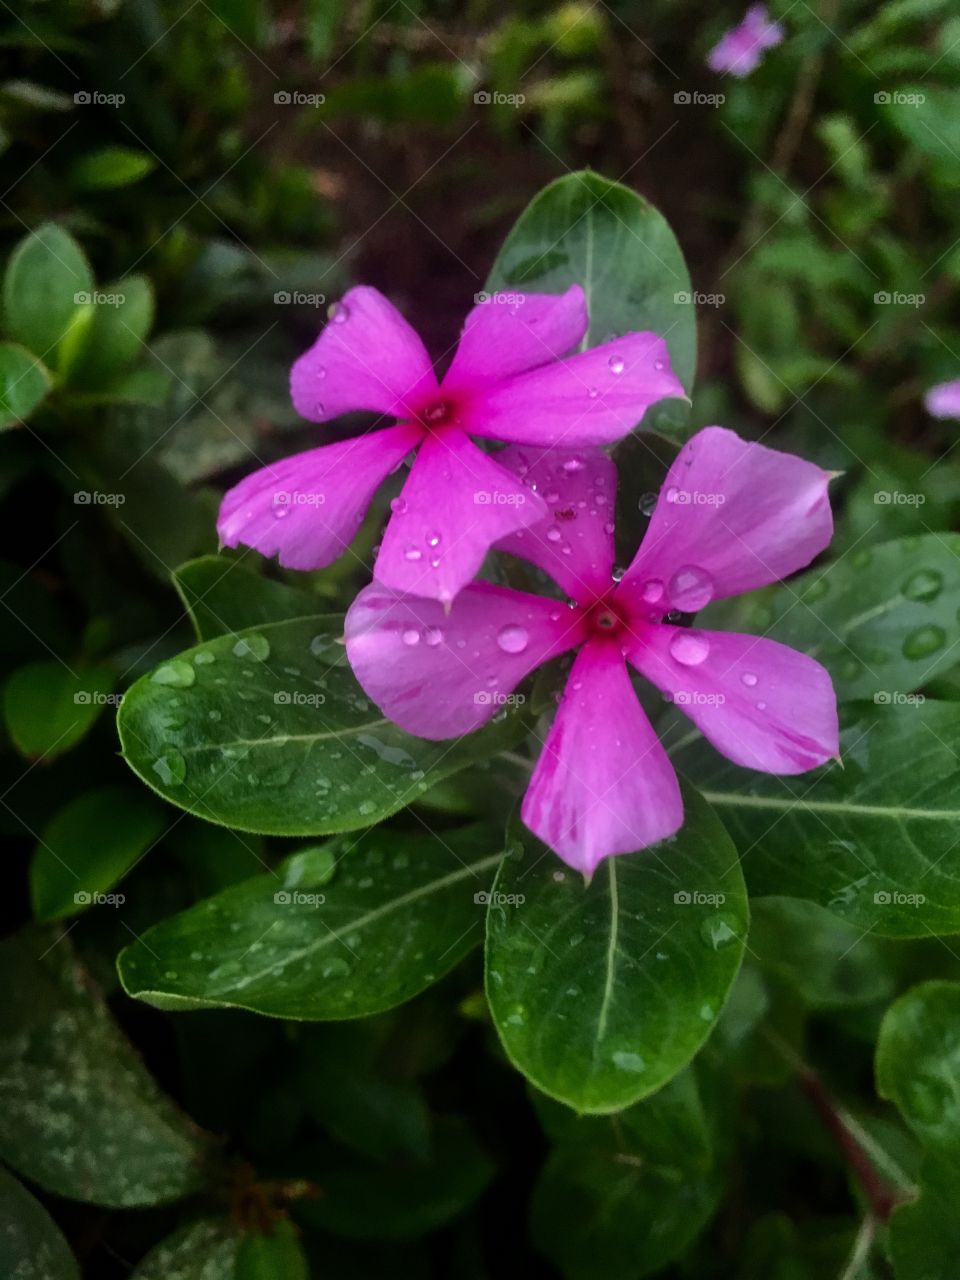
[887,1152,960,1280]
[298,1119,493,1241]
[3,660,116,760]
[117,617,527,835]
[485,789,747,1113]
[68,146,156,190]
[486,170,695,410]
[530,1120,723,1279]
[877,981,960,1155]
[2,222,93,362]
[173,554,320,641]
[702,534,960,702]
[0,342,52,427]
[236,1219,309,1280]
[131,1219,242,1279]
[673,700,960,938]
[118,825,502,1018]
[749,897,896,1009]
[30,785,166,921]
[66,275,154,389]
[0,929,210,1205]
[0,1166,81,1279]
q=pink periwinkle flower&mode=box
[345,427,839,875]
[707,5,785,78]
[218,285,683,605]
[924,379,960,420]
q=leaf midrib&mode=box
[701,791,960,821]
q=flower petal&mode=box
[290,286,438,423]
[619,426,833,612]
[374,429,548,602]
[495,445,617,602]
[522,641,683,875]
[628,625,838,774]
[442,285,587,388]
[345,581,582,739]
[924,379,960,419]
[217,423,421,571]
[465,331,685,447]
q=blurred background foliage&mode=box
[2,0,960,1276]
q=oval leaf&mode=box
[485,789,747,1113]
[0,1166,80,1280]
[0,342,52,428]
[2,222,93,362]
[117,617,526,835]
[118,825,503,1018]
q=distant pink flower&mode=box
[218,285,683,604]
[346,427,838,875]
[707,5,785,78]
[924,379,960,419]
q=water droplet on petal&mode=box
[330,301,349,324]
[608,354,625,374]
[639,491,658,517]
[741,671,758,687]
[669,630,711,666]
[497,625,529,654]
[426,531,441,547]
[654,358,665,371]
[423,627,443,647]
[402,629,420,646]
[562,458,585,473]
[405,547,422,562]
[546,526,562,543]
[669,565,714,612]
[390,496,407,515]
[641,578,664,604]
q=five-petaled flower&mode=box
[218,285,683,604]
[345,427,839,875]
[707,5,785,78]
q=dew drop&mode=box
[654,358,664,371]
[546,526,563,543]
[562,457,585,473]
[497,624,529,654]
[669,630,711,666]
[426,531,441,547]
[902,569,944,602]
[233,633,271,661]
[402,629,420,647]
[740,671,758,688]
[153,748,186,787]
[152,660,196,688]
[404,546,423,562]
[330,301,349,324]
[902,624,946,659]
[638,491,658,517]
[390,496,407,515]
[423,627,443,647]
[641,578,664,604]
[669,565,714,612]
[321,957,351,978]
[608,354,625,374]
[700,912,741,950]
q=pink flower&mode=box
[218,285,683,604]
[924,379,960,419]
[345,427,838,875]
[707,5,785,78]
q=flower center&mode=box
[418,398,456,431]
[583,597,628,640]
